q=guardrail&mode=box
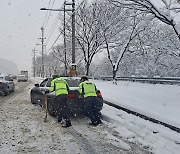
[92,76,180,85]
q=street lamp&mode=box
[40,8,72,11]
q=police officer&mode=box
[50,75,72,128]
[79,76,102,126]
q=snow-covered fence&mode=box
[92,76,180,85]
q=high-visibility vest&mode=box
[79,80,97,98]
[50,78,69,96]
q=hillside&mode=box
[0,58,19,75]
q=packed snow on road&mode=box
[0,78,180,154]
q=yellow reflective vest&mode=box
[50,78,69,96]
[79,80,97,98]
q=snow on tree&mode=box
[72,1,107,75]
[100,5,152,82]
[109,0,180,40]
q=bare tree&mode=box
[120,21,180,77]
[109,0,180,40]
[65,1,106,75]
[101,8,150,83]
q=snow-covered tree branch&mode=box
[109,0,180,40]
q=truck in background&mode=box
[21,70,28,79]
[17,70,28,82]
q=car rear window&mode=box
[66,79,79,87]
[45,78,80,87]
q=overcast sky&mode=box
[0,0,83,75]
[0,0,179,75]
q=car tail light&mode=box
[68,94,76,98]
[97,92,102,97]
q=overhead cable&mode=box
[46,0,86,53]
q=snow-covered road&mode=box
[0,79,180,154]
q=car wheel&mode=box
[12,86,15,92]
[31,94,36,104]
[4,90,9,96]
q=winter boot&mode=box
[62,119,72,128]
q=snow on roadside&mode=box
[102,104,180,154]
[92,79,180,128]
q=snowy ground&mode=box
[0,78,180,154]
[92,79,180,128]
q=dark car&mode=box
[0,75,15,96]
[30,77,103,116]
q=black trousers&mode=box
[54,94,71,123]
[84,96,101,124]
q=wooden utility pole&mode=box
[64,0,76,76]
[72,0,75,64]
[39,27,46,78]
[64,1,67,76]
[32,49,37,78]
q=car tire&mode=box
[12,86,15,92]
[4,90,9,96]
[31,95,36,104]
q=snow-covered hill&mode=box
[0,58,19,75]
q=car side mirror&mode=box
[35,84,39,87]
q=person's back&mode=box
[79,76,102,126]
[50,75,71,128]
[51,77,69,95]
[79,80,97,98]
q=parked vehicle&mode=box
[20,70,28,79]
[0,75,15,96]
[30,77,103,116]
[17,74,27,82]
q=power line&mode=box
[35,0,56,53]
[46,32,63,53]
[44,3,66,46]
[45,12,61,45]
[46,0,86,53]
[44,0,56,28]
[42,0,52,26]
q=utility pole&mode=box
[72,0,75,64]
[32,49,37,78]
[39,27,46,78]
[66,0,76,76]
[40,0,76,76]
[64,1,67,76]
